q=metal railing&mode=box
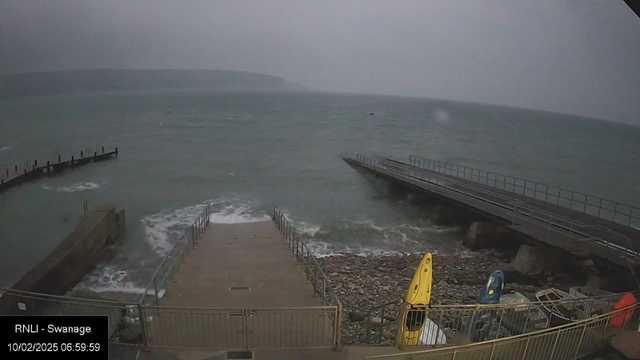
[356,154,549,211]
[0,204,346,351]
[139,203,213,305]
[509,202,640,260]
[272,207,341,308]
[408,155,640,230]
[272,207,343,349]
[366,290,639,347]
[353,154,640,265]
[365,302,640,360]
[0,288,144,346]
[140,305,338,350]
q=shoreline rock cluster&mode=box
[316,249,585,345]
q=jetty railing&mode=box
[408,155,640,230]
[365,302,640,360]
[509,202,640,260]
[353,154,639,265]
[138,203,213,306]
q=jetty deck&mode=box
[344,154,640,269]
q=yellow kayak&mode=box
[399,252,433,346]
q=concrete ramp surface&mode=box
[142,221,336,350]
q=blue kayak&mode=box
[471,270,505,342]
[477,270,504,304]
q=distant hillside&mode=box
[0,69,307,99]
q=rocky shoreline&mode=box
[317,249,586,345]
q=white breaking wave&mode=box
[142,202,210,256]
[208,202,271,224]
[280,213,460,257]
[42,182,101,192]
[350,219,459,234]
[143,198,271,256]
[73,265,163,297]
[0,145,12,152]
[278,210,323,237]
[79,198,271,294]
[305,239,437,258]
[297,222,322,237]
[351,218,387,232]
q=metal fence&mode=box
[0,288,143,346]
[272,207,342,308]
[138,203,213,306]
[509,202,640,260]
[365,302,640,360]
[366,290,639,347]
[408,155,640,230]
[140,305,338,350]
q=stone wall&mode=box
[0,205,125,313]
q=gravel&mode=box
[316,248,584,345]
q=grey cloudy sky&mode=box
[1,1,639,124]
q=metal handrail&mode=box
[141,304,338,311]
[0,287,133,305]
[272,207,341,307]
[354,154,639,264]
[365,301,640,359]
[364,289,640,344]
[138,203,213,305]
[272,207,343,350]
[509,202,640,259]
[408,154,640,230]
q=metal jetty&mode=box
[344,154,640,269]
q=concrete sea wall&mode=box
[0,205,125,313]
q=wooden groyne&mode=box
[0,146,118,192]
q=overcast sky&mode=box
[1,1,638,124]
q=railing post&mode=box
[322,277,327,305]
[334,302,343,351]
[242,309,249,350]
[521,336,531,360]
[547,329,562,360]
[573,321,589,359]
[312,269,318,294]
[467,305,480,338]
[489,341,497,360]
[153,277,159,306]
[137,304,150,351]
[192,225,195,248]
